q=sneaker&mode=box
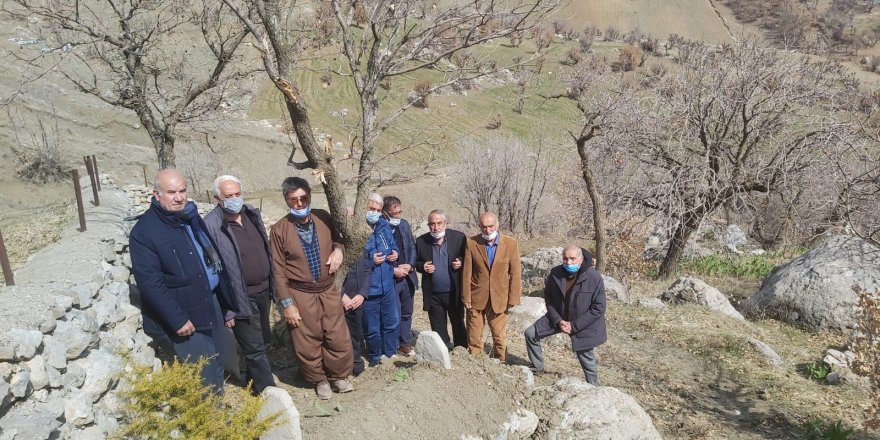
[398,345,414,356]
[315,379,332,400]
[331,378,354,393]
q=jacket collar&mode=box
[150,197,196,227]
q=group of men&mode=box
[130,169,607,401]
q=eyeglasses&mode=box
[287,195,310,204]
[385,210,403,218]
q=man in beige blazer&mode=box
[462,211,522,362]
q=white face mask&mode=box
[430,230,445,240]
[481,230,498,241]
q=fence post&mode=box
[0,228,13,286]
[72,169,87,232]
[142,164,148,187]
[91,155,101,191]
[84,157,99,206]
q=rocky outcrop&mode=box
[534,378,662,439]
[0,177,158,439]
[520,248,628,302]
[661,277,744,320]
[743,235,880,332]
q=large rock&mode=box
[0,393,64,439]
[508,298,569,349]
[497,408,539,440]
[743,235,880,332]
[520,247,562,295]
[539,378,662,440]
[259,386,302,440]
[602,275,630,303]
[414,331,451,369]
[661,277,744,320]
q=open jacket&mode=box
[391,218,419,291]
[543,260,607,352]
[130,199,240,337]
[461,234,522,314]
[415,229,466,311]
[203,204,275,320]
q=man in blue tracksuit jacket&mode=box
[362,193,400,365]
[130,169,240,394]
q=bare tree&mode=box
[3,0,251,168]
[625,38,862,278]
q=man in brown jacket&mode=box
[270,177,353,400]
[462,211,522,362]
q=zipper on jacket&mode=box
[172,248,186,276]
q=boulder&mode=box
[520,247,562,295]
[1,329,43,361]
[497,408,539,440]
[743,235,880,332]
[744,336,783,367]
[24,357,49,391]
[74,348,123,402]
[259,386,302,440]
[602,275,630,303]
[725,224,749,253]
[508,297,569,349]
[661,277,744,320]
[414,331,452,369]
[63,390,95,426]
[539,378,662,440]
[0,394,64,439]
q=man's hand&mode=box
[393,267,407,278]
[225,319,235,329]
[559,320,572,335]
[424,261,435,274]
[387,250,399,262]
[283,304,303,328]
[342,294,353,311]
[464,302,472,310]
[327,248,343,274]
[372,252,386,265]
[176,320,195,337]
[451,257,462,270]
[349,294,364,309]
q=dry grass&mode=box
[0,202,75,286]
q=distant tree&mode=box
[4,0,250,168]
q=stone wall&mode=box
[0,177,158,439]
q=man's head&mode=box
[562,245,584,266]
[367,192,383,213]
[153,169,188,213]
[383,196,402,220]
[479,212,499,239]
[213,175,244,214]
[282,177,311,210]
[427,210,448,234]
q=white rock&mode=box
[662,277,744,320]
[498,408,539,439]
[602,275,630,303]
[259,386,302,440]
[25,356,49,391]
[42,336,69,370]
[4,329,43,361]
[63,362,86,389]
[10,370,31,398]
[638,297,667,309]
[517,366,534,389]
[63,390,94,426]
[414,331,452,369]
[745,336,783,367]
[74,349,122,402]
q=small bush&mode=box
[578,35,593,54]
[485,113,503,129]
[604,25,620,41]
[12,116,67,184]
[803,419,854,440]
[618,45,644,72]
[413,80,432,108]
[117,359,279,439]
[806,360,832,380]
[565,46,583,65]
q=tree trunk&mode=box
[154,135,176,169]
[658,216,699,279]
[576,140,607,272]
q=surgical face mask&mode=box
[290,206,311,219]
[563,263,581,274]
[481,230,498,242]
[366,211,381,225]
[221,196,244,214]
[430,230,445,240]
[388,218,401,227]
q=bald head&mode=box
[562,245,584,267]
[153,169,188,212]
[479,211,498,238]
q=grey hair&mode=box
[563,245,583,259]
[212,175,241,197]
[428,209,449,223]
[368,192,383,205]
[153,169,184,192]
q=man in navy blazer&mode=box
[524,245,607,385]
[415,209,467,349]
[130,169,240,394]
[383,196,419,355]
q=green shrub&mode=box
[116,359,279,440]
[803,419,853,440]
[679,254,774,279]
[806,360,832,380]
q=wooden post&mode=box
[72,169,87,232]
[0,228,13,286]
[91,155,101,191]
[259,198,263,212]
[142,164,149,187]
[206,190,212,203]
[84,157,99,206]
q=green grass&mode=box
[679,254,775,279]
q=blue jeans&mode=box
[362,289,400,363]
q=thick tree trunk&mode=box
[658,216,699,279]
[153,135,175,169]
[576,141,607,272]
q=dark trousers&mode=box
[345,306,365,375]
[396,279,415,347]
[427,292,467,349]
[231,290,276,393]
[162,296,226,394]
[363,289,400,362]
[524,316,599,385]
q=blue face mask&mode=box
[366,211,381,225]
[222,196,244,214]
[290,206,311,219]
[563,263,581,274]
[388,218,401,227]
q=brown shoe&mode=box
[315,380,332,400]
[399,345,413,356]
[330,378,354,393]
